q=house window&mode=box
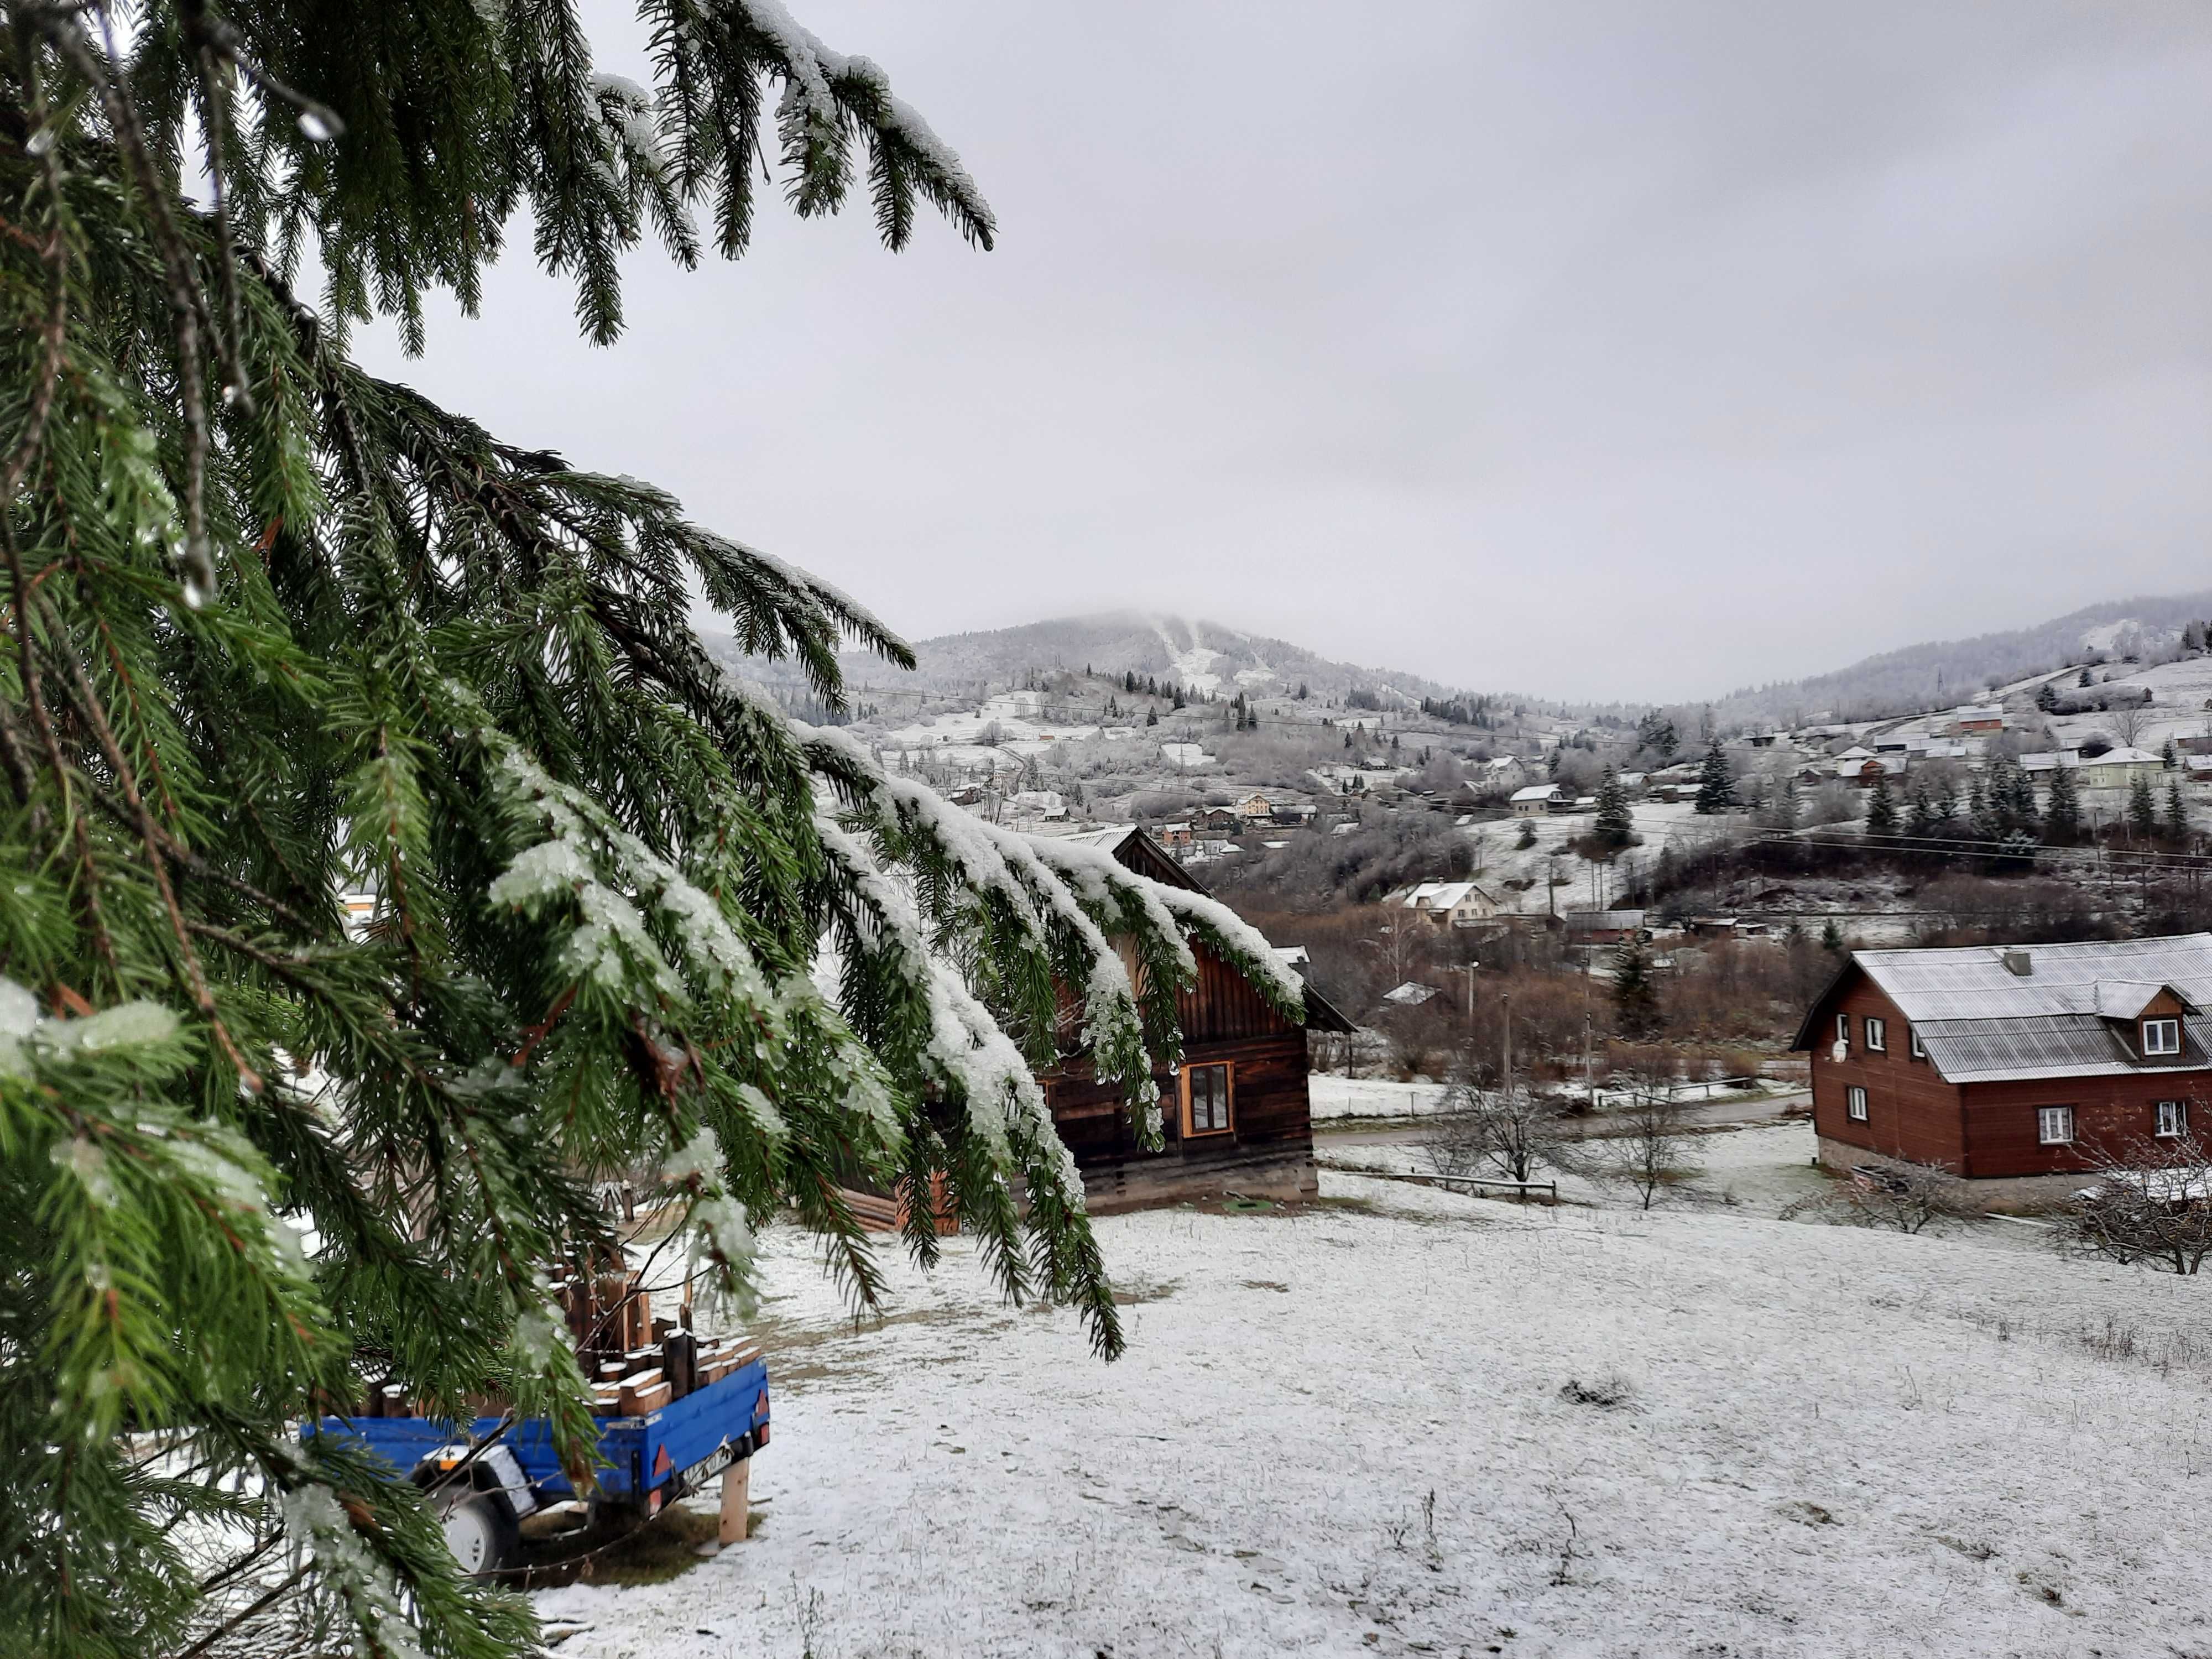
[1845,1086,1868,1122]
[1183,1062,1233,1137]
[1863,1016,1886,1052]
[1834,1013,1849,1046]
[1908,1026,1924,1060]
[2157,1100,2187,1138]
[2142,1018,2182,1057]
[2038,1106,2075,1146]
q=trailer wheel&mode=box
[438,1492,519,1576]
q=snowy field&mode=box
[539,1151,2212,1658]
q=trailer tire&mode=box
[438,1491,519,1577]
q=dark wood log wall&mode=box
[1044,942,1318,1213]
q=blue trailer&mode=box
[314,1356,770,1574]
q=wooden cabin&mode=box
[1792,934,2212,1205]
[1042,826,1355,1213]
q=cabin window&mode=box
[2157,1100,2187,1138]
[1863,1016,1886,1053]
[2142,1018,2182,1057]
[1845,1086,1867,1123]
[1833,1013,1849,1046]
[1182,1062,1233,1137]
[1908,1026,1924,1060]
[2037,1106,2075,1146]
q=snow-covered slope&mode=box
[837,611,1477,705]
[541,1158,2208,1657]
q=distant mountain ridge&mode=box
[822,611,1478,706]
[1712,589,2212,726]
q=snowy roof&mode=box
[1402,880,1489,911]
[2020,750,2079,771]
[1849,936,2212,1022]
[1383,982,1440,1006]
[1510,785,1563,802]
[1563,910,1645,932]
[1954,705,2004,721]
[1835,745,1874,760]
[2084,747,2163,766]
[1912,1015,2212,1084]
[1806,935,2212,1082]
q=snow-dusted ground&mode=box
[539,1157,2212,1659]
[1470,801,1728,916]
[1309,1076,1452,1120]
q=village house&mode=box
[1235,792,1274,820]
[1563,909,1646,946]
[1156,821,1194,849]
[1839,755,1905,787]
[2077,747,2166,789]
[1511,783,1571,816]
[1949,705,2006,735]
[1195,806,1243,834]
[1396,879,1501,927]
[1793,934,2212,1206]
[1039,826,1355,1213]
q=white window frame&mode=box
[1845,1085,1868,1123]
[1863,1016,1886,1053]
[2142,1018,2182,1057]
[1834,1013,1849,1046]
[2157,1100,2187,1139]
[2037,1105,2075,1146]
[1908,1025,1924,1060]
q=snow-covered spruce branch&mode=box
[802,727,1160,1133]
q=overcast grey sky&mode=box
[354,1,2212,703]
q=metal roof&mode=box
[1853,933,2212,1022]
[1563,909,1645,931]
[1913,1013,2212,1084]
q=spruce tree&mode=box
[1693,737,1738,815]
[1820,918,1844,952]
[2166,780,2189,845]
[2044,760,2081,845]
[1593,765,1634,849]
[2130,772,2159,839]
[1864,774,1898,838]
[1611,938,1662,1037]
[0,9,1303,1655]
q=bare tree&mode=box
[2062,1129,2212,1275]
[1426,1079,1569,1184]
[1782,1159,1976,1234]
[2110,702,2148,748]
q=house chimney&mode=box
[2002,949,2032,977]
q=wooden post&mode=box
[718,1458,752,1546]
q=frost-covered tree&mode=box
[0,6,1301,1656]
[2043,761,2081,846]
[1864,774,1898,839]
[1591,765,1634,850]
[1692,737,1737,816]
[2130,773,2159,839]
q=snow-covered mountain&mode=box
[1713,589,2212,726]
[740,610,1481,706]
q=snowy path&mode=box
[539,1176,2212,1658]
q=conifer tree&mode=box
[0,8,1304,1656]
[1592,765,1635,850]
[1820,918,1844,952]
[2130,772,2159,840]
[2166,780,2189,846]
[1864,774,1899,838]
[2044,760,2081,846]
[1693,737,1738,815]
[1611,938,1662,1038]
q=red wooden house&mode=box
[1792,933,2212,1204]
[1042,826,1354,1213]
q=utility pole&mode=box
[1500,990,1513,1107]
